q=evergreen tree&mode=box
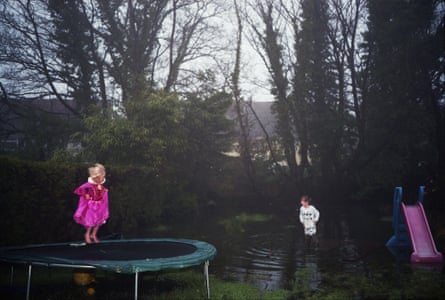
[292,0,337,184]
[361,0,443,192]
[48,0,105,113]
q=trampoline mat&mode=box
[3,241,197,261]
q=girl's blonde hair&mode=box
[89,163,106,178]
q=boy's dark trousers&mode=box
[304,234,319,249]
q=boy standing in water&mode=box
[299,195,320,248]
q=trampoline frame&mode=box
[1,238,216,300]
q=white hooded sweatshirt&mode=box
[299,205,320,236]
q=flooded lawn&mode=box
[143,202,445,298]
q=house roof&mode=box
[226,100,277,139]
[0,97,78,140]
[248,101,277,138]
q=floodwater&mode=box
[141,203,445,292]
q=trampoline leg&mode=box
[134,271,139,300]
[26,264,32,300]
[9,265,14,286]
[204,260,210,299]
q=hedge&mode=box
[0,156,197,245]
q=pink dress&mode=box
[73,179,109,228]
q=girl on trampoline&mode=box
[73,163,109,244]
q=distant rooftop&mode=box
[226,101,277,138]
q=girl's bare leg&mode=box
[92,226,100,243]
[85,227,92,244]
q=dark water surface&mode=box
[140,203,444,292]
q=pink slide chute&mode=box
[401,202,443,263]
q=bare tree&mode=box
[164,0,226,92]
[0,0,79,115]
[245,0,304,183]
[231,0,257,189]
[1,0,230,113]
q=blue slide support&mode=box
[385,186,420,249]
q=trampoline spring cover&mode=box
[0,238,217,274]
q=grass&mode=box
[219,213,272,233]
[2,262,445,299]
[0,265,289,300]
[288,263,445,300]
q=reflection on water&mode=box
[208,206,387,291]
[338,218,365,274]
[222,231,295,290]
[218,215,367,291]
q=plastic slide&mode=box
[401,202,443,263]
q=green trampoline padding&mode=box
[0,238,217,273]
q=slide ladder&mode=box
[386,186,443,263]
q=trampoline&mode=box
[0,238,217,300]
